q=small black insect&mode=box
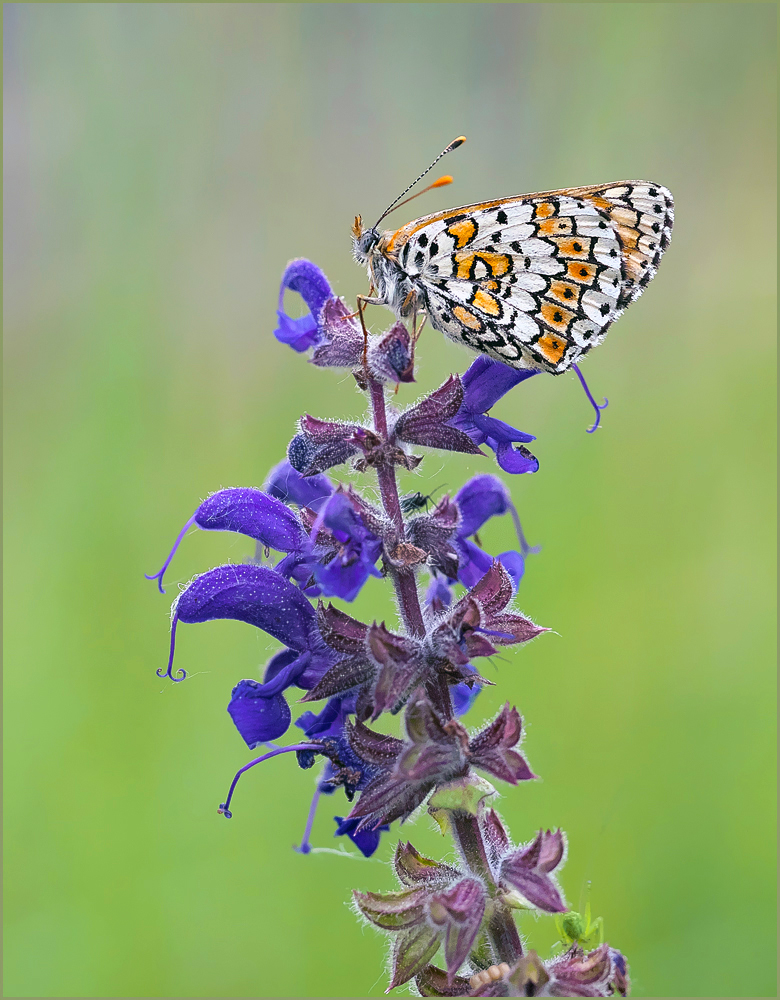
[399,485,446,514]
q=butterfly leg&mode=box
[356,292,384,366]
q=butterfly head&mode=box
[352,215,381,265]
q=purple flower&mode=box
[453,474,538,590]
[159,564,335,748]
[274,259,333,352]
[274,259,415,384]
[449,356,540,474]
[308,491,383,601]
[145,487,308,593]
[264,459,334,512]
[333,815,389,858]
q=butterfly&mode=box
[352,137,674,374]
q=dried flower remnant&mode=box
[148,256,632,995]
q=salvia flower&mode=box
[275,258,414,383]
[145,487,308,594]
[452,474,539,590]
[449,356,540,475]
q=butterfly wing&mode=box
[383,182,674,373]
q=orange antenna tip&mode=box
[449,136,467,150]
[431,175,453,188]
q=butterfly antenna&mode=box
[374,135,466,227]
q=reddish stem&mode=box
[368,377,426,639]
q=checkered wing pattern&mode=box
[383,182,674,373]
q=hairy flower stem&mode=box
[368,376,453,720]
[451,811,524,965]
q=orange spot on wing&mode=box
[554,237,592,258]
[477,252,511,277]
[535,202,555,218]
[455,254,476,279]
[472,289,501,316]
[548,280,580,304]
[538,217,573,236]
[448,218,478,248]
[567,261,597,284]
[452,305,483,331]
[537,333,567,364]
[540,302,574,331]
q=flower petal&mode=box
[264,460,334,511]
[174,563,318,653]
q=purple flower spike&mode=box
[449,356,540,474]
[265,460,334,512]
[573,363,609,433]
[146,488,307,593]
[334,815,389,857]
[275,259,333,352]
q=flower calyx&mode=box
[354,841,488,989]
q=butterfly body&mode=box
[353,181,674,374]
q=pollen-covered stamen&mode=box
[145,514,198,594]
[219,743,322,820]
[157,612,186,682]
[573,363,609,433]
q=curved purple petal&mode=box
[460,356,538,413]
[174,563,318,652]
[455,475,512,537]
[471,413,536,445]
[196,488,307,552]
[494,440,539,475]
[265,460,334,512]
[228,674,304,746]
[275,259,333,352]
[274,311,319,352]
[314,555,381,602]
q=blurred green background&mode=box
[3,4,776,998]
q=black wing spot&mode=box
[651,222,660,233]
[609,248,618,257]
[648,187,658,197]
[563,288,574,299]
[654,203,662,214]
[598,221,607,229]
[491,232,501,243]
[600,303,610,316]
[579,267,588,277]
[497,210,508,225]
[573,242,583,252]
[418,233,428,248]
[511,241,523,253]
[553,310,563,322]
[430,240,439,255]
